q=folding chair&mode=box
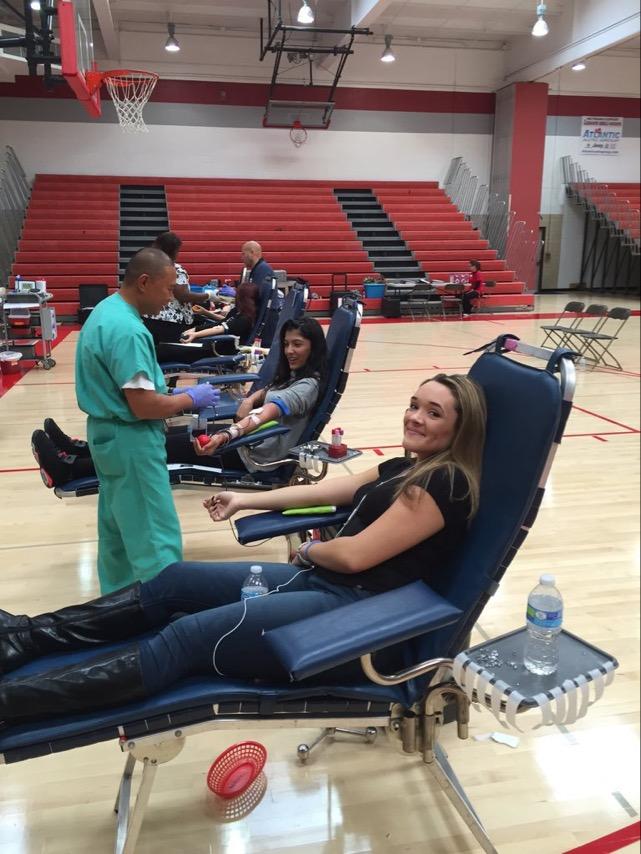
[540,300,585,348]
[5,337,616,854]
[401,284,438,320]
[547,303,610,351]
[571,306,632,370]
[440,283,464,319]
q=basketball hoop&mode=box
[97,70,159,133]
[289,120,308,148]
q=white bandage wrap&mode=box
[247,413,261,427]
[249,407,264,417]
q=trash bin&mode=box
[0,351,23,375]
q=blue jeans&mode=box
[138,562,372,693]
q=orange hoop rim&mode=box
[86,68,159,93]
[102,69,160,88]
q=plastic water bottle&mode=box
[523,574,563,676]
[14,274,21,291]
[241,565,269,601]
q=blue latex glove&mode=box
[173,385,220,411]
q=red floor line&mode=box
[572,405,640,433]
[564,430,637,438]
[0,466,39,473]
[562,821,641,854]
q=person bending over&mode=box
[142,231,209,345]
[32,316,327,486]
[2,373,485,726]
[462,260,484,316]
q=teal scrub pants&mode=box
[87,418,183,594]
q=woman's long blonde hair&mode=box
[395,373,487,519]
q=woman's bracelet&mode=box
[297,539,319,567]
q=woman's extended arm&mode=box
[205,465,381,520]
[234,387,267,421]
[181,324,226,342]
[301,487,446,574]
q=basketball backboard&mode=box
[57,0,101,117]
[263,100,334,129]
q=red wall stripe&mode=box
[549,95,641,119]
[2,74,638,119]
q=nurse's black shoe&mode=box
[31,429,75,488]
[0,583,145,676]
[0,645,148,727]
[43,417,89,455]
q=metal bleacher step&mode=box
[368,250,416,259]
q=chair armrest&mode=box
[235,508,351,544]
[264,581,462,681]
[224,424,290,451]
[197,373,258,386]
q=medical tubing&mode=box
[211,567,314,676]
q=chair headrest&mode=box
[300,298,361,443]
[415,351,563,661]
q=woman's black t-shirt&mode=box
[315,457,471,593]
[223,308,253,342]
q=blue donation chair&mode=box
[51,294,361,500]
[159,278,277,377]
[3,336,596,854]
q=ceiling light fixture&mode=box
[381,35,396,63]
[571,60,587,71]
[165,22,180,52]
[297,1,314,25]
[30,1,41,10]
[532,3,549,37]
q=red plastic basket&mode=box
[207,741,267,800]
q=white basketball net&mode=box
[104,71,159,133]
[290,122,308,148]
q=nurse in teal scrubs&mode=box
[75,247,219,593]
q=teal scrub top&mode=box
[75,292,167,424]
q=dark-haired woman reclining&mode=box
[31,316,328,486]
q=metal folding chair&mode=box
[571,306,632,370]
[402,284,438,320]
[440,283,464,319]
[550,303,610,351]
[540,301,585,348]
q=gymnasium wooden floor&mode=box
[0,294,639,854]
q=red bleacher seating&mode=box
[15,176,537,317]
[374,185,530,310]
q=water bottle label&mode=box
[241,588,266,600]
[527,604,562,629]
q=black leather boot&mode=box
[0,583,145,676]
[0,645,147,727]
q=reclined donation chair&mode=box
[158,278,277,377]
[3,335,619,854]
[51,294,361,499]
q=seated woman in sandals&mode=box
[4,373,485,726]
[31,316,328,487]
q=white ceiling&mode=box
[0,0,638,86]
[101,0,569,45]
